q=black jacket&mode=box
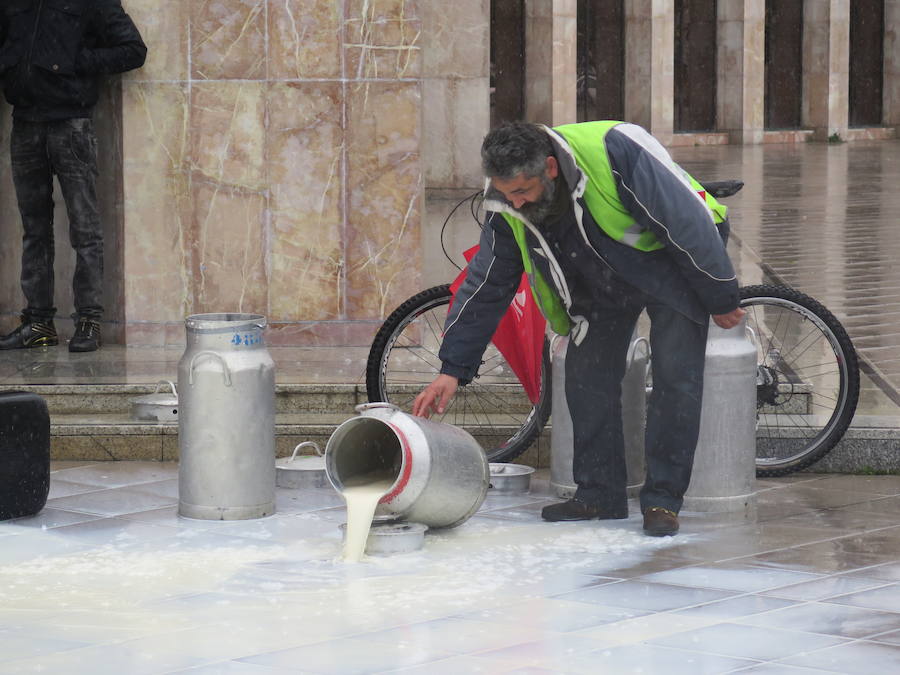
[0,0,146,121]
[439,123,739,381]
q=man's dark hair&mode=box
[481,121,554,180]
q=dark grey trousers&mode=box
[566,285,709,514]
[10,118,103,322]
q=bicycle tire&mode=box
[366,284,552,463]
[740,284,860,477]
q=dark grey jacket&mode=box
[439,122,740,382]
[0,0,147,121]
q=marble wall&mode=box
[1,0,424,347]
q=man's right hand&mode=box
[412,374,459,418]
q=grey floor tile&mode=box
[382,656,527,674]
[355,617,551,656]
[647,623,847,661]
[565,643,760,675]
[47,478,108,499]
[731,664,839,673]
[5,508,106,534]
[237,638,458,674]
[552,580,737,612]
[673,594,798,620]
[803,475,900,496]
[47,485,178,517]
[741,543,896,574]
[170,663,311,674]
[869,629,900,646]
[842,561,900,582]
[640,563,821,593]
[778,640,900,674]
[454,597,649,633]
[761,573,893,601]
[0,632,89,663]
[475,633,617,665]
[737,601,900,639]
[824,582,900,612]
[50,461,178,488]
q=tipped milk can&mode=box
[683,316,758,514]
[325,403,490,529]
[178,313,276,520]
[550,332,649,498]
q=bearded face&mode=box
[516,173,557,225]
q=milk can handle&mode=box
[188,351,233,386]
[355,402,400,414]
[745,325,759,349]
[154,379,178,397]
[289,441,322,462]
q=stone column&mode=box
[886,0,900,127]
[717,0,765,144]
[624,0,674,141]
[525,0,577,126]
[117,0,424,346]
[421,0,490,287]
[803,0,851,140]
[422,0,489,188]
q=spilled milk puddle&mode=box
[0,515,682,621]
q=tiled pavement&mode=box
[2,463,900,673]
[3,140,900,673]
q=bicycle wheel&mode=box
[740,285,859,477]
[366,284,552,463]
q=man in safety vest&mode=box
[413,121,745,536]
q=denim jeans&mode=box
[566,283,709,514]
[10,118,103,322]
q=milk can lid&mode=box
[185,313,266,333]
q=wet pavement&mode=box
[2,463,900,673]
[2,139,900,672]
[673,139,900,417]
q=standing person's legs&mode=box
[48,118,103,322]
[564,300,642,513]
[640,303,708,515]
[10,119,56,322]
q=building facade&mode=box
[0,1,896,346]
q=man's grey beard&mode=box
[517,174,557,225]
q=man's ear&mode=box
[545,156,559,180]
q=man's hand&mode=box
[412,374,459,418]
[712,307,746,329]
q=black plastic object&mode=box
[0,391,51,520]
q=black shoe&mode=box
[0,318,58,349]
[69,317,101,353]
[541,498,628,522]
[643,507,679,536]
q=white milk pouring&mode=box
[341,475,394,562]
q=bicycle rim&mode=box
[366,285,551,463]
[740,285,859,477]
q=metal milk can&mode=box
[683,316,758,514]
[550,332,649,498]
[177,313,276,520]
[324,403,490,529]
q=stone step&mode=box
[9,385,898,473]
[45,411,552,469]
[0,383,365,415]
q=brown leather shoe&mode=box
[643,507,679,536]
[541,499,628,522]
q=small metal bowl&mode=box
[488,463,535,494]
[340,521,428,556]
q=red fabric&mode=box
[448,246,546,404]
